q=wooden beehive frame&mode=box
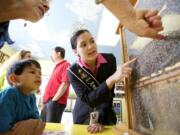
[136,62,180,88]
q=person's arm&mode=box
[0,131,11,135]
[106,58,136,90]
[52,82,69,101]
[0,119,45,135]
[12,119,45,135]
[100,0,164,39]
[68,69,113,108]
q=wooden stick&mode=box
[119,24,134,129]
[115,0,137,130]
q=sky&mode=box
[8,0,126,64]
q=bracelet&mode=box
[95,0,106,4]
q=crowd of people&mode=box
[0,0,165,134]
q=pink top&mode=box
[77,54,107,75]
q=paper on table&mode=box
[42,131,67,135]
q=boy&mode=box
[0,59,45,135]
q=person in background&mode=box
[0,0,49,49]
[68,29,136,133]
[0,59,44,135]
[41,46,70,123]
[96,0,165,39]
[0,50,32,90]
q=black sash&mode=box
[68,64,100,91]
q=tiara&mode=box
[69,21,86,37]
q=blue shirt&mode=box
[0,87,39,133]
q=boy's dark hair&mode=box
[54,46,65,58]
[70,29,89,50]
[7,59,41,86]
